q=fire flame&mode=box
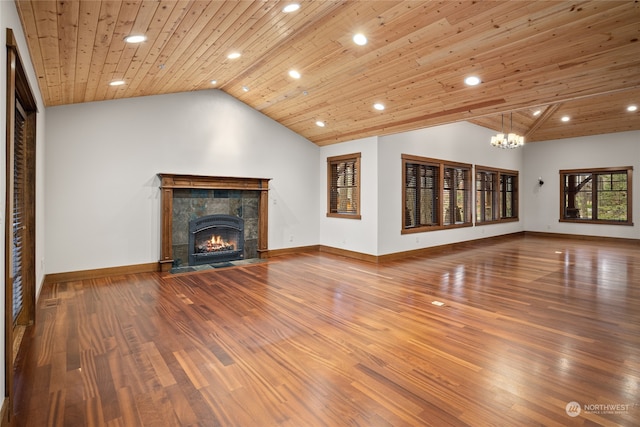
[196,234,235,253]
[209,234,227,249]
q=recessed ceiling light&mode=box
[282,3,300,13]
[124,34,146,44]
[464,76,481,86]
[242,86,249,92]
[210,80,217,85]
[227,52,241,59]
[533,110,541,116]
[353,33,367,46]
[289,70,301,79]
[109,80,125,86]
[627,105,638,112]
[373,103,385,111]
[561,116,570,122]
[316,120,325,127]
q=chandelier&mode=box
[490,113,524,149]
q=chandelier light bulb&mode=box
[490,113,524,149]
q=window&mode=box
[500,172,518,219]
[560,167,633,224]
[402,154,471,232]
[475,166,519,224]
[327,153,361,219]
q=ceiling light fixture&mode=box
[282,3,300,13]
[227,52,241,59]
[242,86,249,92]
[210,80,217,85]
[627,105,638,112]
[353,33,367,46]
[109,80,125,86]
[124,34,146,44]
[373,103,385,111]
[289,70,301,79]
[533,109,542,116]
[561,116,570,122]
[464,75,481,86]
[316,120,325,127]
[490,112,524,149]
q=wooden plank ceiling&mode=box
[15,0,640,146]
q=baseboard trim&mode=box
[43,232,638,283]
[523,231,640,245]
[266,245,320,258]
[317,232,525,263]
[318,245,379,262]
[44,262,159,284]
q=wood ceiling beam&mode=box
[525,103,562,139]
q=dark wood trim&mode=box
[43,262,160,285]
[523,231,640,245]
[401,154,474,233]
[270,233,526,263]
[158,174,271,272]
[266,245,320,258]
[377,232,526,262]
[319,245,379,263]
[157,174,270,190]
[475,165,520,224]
[5,27,38,426]
[4,34,18,413]
[558,166,633,225]
[326,153,361,219]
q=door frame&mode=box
[4,28,37,425]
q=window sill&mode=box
[327,213,362,220]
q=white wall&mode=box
[523,131,640,239]
[318,122,525,257]
[44,90,319,274]
[1,0,47,414]
[377,121,524,255]
[319,137,379,255]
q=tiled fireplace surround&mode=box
[158,174,270,272]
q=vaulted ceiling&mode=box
[14,0,640,146]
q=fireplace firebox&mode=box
[188,214,244,265]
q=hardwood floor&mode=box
[12,235,640,426]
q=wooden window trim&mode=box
[559,166,633,225]
[401,154,472,234]
[475,166,519,225]
[327,153,361,219]
[5,27,38,426]
[475,167,499,224]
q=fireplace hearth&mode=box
[189,214,244,265]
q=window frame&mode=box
[475,166,519,225]
[326,153,361,219]
[559,166,633,225]
[499,170,519,221]
[402,154,472,233]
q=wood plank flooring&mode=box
[12,235,640,426]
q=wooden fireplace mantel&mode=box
[158,174,271,272]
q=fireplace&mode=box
[158,174,270,272]
[189,214,244,265]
